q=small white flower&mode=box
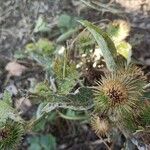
[58,46,65,55]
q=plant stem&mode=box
[98,135,111,150]
[63,50,67,79]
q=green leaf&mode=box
[141,104,150,126]
[36,38,55,55]
[27,52,52,74]
[66,87,94,108]
[35,87,94,119]
[58,14,72,30]
[116,41,132,64]
[53,56,79,94]
[79,20,117,71]
[34,82,53,99]
[58,78,76,94]
[34,16,50,33]
[28,134,56,150]
[58,109,88,120]
[0,101,13,126]
[28,143,41,150]
[36,103,57,119]
[2,91,12,105]
[56,28,79,43]
[33,112,57,132]
[76,30,95,54]
[58,14,77,33]
[26,39,55,56]
[0,100,22,126]
[14,51,28,59]
[40,134,56,150]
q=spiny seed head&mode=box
[117,63,145,79]
[0,119,24,149]
[93,64,146,119]
[103,80,128,106]
[91,114,109,137]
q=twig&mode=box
[91,139,109,145]
[97,135,111,150]
[143,83,150,90]
[80,0,123,14]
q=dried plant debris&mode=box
[5,62,27,77]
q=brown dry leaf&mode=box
[5,61,27,76]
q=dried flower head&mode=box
[0,119,24,149]
[91,114,109,137]
[93,64,146,119]
[107,19,130,42]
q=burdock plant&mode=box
[0,19,149,149]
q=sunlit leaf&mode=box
[116,41,132,64]
[79,20,117,71]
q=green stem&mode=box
[62,50,67,79]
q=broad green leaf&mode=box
[58,14,72,31]
[66,87,94,108]
[33,112,57,132]
[116,41,132,64]
[35,87,94,119]
[28,134,56,150]
[40,134,56,150]
[79,20,117,71]
[28,143,41,150]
